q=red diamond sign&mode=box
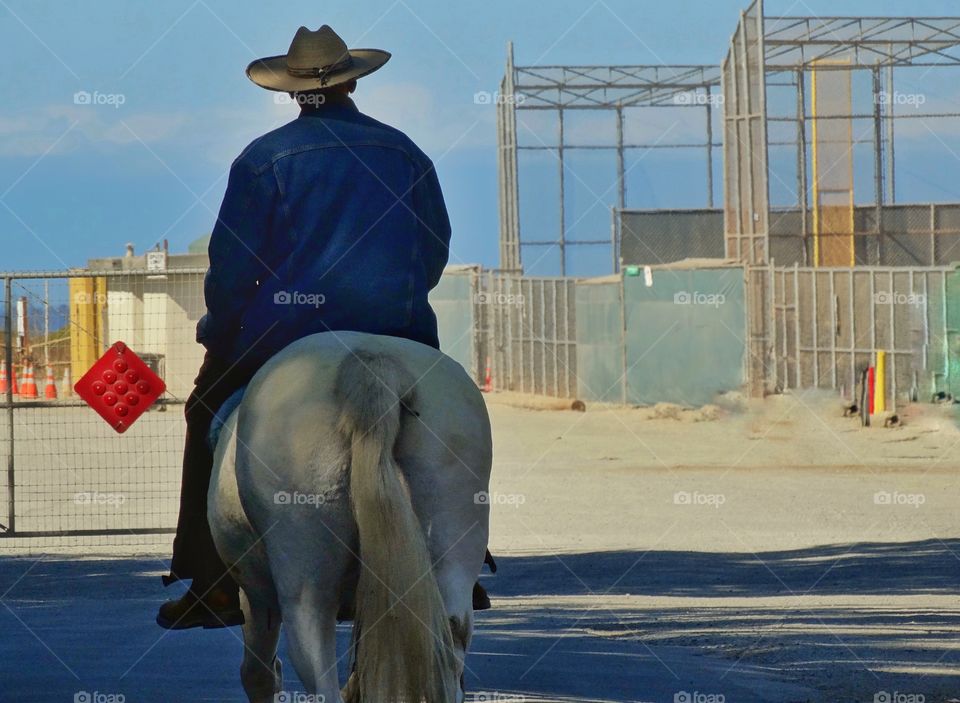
[74,341,166,433]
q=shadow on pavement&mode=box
[0,539,957,702]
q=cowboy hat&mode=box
[246,25,390,92]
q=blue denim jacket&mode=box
[196,95,451,369]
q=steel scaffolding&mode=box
[724,0,960,268]
[720,0,960,396]
[495,1,960,399]
[497,42,721,275]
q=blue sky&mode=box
[2,0,959,275]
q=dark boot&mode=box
[156,581,245,630]
[472,548,497,610]
[472,581,491,611]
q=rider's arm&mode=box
[412,156,451,289]
[197,155,278,358]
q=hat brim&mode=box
[246,49,391,92]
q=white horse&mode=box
[207,331,492,703]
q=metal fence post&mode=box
[768,262,777,392]
[793,263,801,387]
[873,66,885,266]
[812,269,820,386]
[4,276,14,535]
[829,269,838,388]
[619,272,628,405]
[941,271,949,392]
[889,269,897,406]
[848,270,855,395]
[930,203,936,265]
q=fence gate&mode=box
[0,270,206,548]
[479,273,577,398]
[770,265,950,406]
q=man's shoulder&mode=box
[354,112,426,155]
[359,113,435,170]
[230,121,300,175]
[232,111,433,175]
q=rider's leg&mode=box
[158,352,251,629]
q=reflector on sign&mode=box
[74,341,166,433]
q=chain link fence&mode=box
[620,203,960,268]
[5,259,950,549]
[618,209,725,265]
[770,203,960,267]
[0,269,206,551]
[0,266,581,551]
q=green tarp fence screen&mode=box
[429,268,478,381]
[576,266,747,406]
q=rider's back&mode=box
[197,94,451,371]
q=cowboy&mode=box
[157,26,489,629]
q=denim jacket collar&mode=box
[298,93,359,117]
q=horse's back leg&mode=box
[436,547,484,703]
[278,584,343,702]
[267,529,350,702]
[239,590,282,703]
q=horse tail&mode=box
[334,349,455,703]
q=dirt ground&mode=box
[1,390,959,702]
[481,390,960,702]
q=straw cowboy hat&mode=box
[246,25,390,92]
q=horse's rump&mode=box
[210,332,491,702]
[335,350,456,702]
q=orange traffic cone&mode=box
[43,366,57,399]
[60,367,72,398]
[20,364,38,399]
[3,363,19,396]
[482,356,493,393]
